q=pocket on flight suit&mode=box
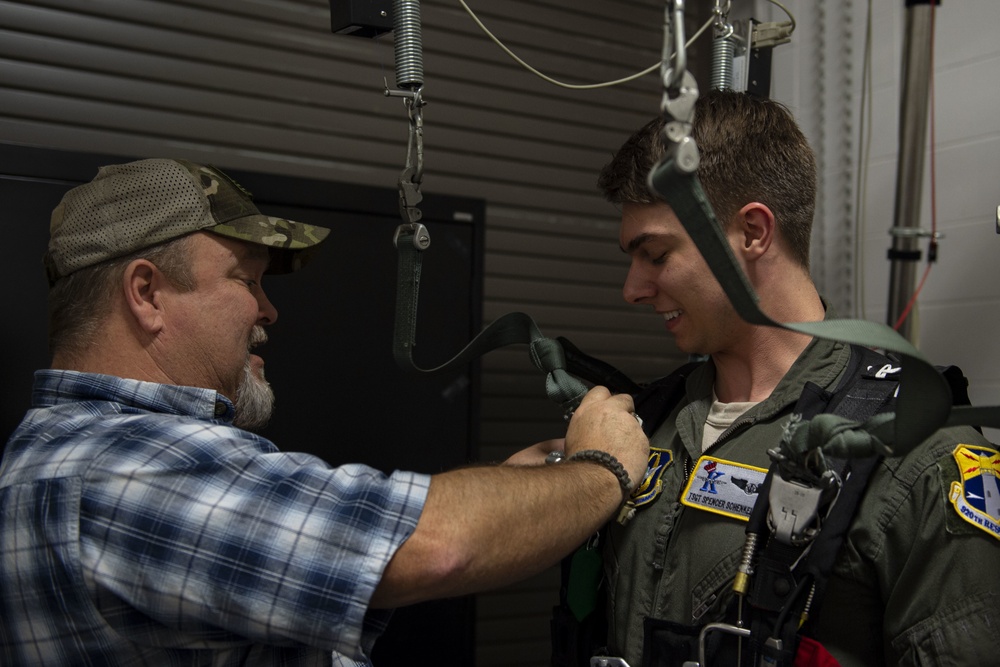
[689,548,741,624]
[641,551,743,667]
[641,604,740,667]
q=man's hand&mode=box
[564,386,648,490]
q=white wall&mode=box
[765,0,1000,437]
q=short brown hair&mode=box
[48,235,196,360]
[598,90,817,268]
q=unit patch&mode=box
[680,455,767,521]
[617,447,672,525]
[948,444,1000,541]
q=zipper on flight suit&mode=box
[685,414,760,625]
[682,415,759,484]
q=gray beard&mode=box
[233,327,275,432]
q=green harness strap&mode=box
[394,170,1000,447]
[393,224,588,414]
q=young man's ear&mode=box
[736,202,775,260]
[123,259,167,334]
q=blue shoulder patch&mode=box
[617,447,672,525]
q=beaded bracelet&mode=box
[565,449,633,502]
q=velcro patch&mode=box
[617,447,672,525]
[680,455,767,521]
[632,446,672,507]
[948,444,1000,541]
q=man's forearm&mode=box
[370,459,623,608]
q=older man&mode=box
[0,158,649,666]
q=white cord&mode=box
[854,0,873,319]
[457,1,797,91]
[767,0,797,31]
[457,0,714,90]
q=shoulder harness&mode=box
[551,342,973,667]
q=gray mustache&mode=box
[248,326,268,350]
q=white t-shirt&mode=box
[701,390,759,451]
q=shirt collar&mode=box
[685,300,849,419]
[32,369,236,423]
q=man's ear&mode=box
[123,259,167,334]
[735,202,775,260]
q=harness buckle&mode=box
[766,471,825,546]
[393,222,431,250]
[397,165,425,225]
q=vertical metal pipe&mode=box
[886,1,934,341]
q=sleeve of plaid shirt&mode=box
[74,418,430,658]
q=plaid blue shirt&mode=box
[0,370,430,666]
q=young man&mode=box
[593,91,999,666]
[0,158,649,666]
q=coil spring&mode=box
[394,0,424,90]
[711,33,734,91]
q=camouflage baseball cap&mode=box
[44,158,330,285]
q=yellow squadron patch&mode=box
[948,444,1000,541]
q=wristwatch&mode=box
[544,450,566,464]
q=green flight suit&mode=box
[604,336,1000,666]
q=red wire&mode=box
[893,0,938,332]
[893,262,933,330]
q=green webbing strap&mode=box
[647,162,994,456]
[947,405,1000,430]
[393,225,589,413]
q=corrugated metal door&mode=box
[0,1,685,664]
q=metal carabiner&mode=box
[712,0,733,28]
[662,0,687,89]
[403,90,425,186]
[386,83,426,225]
[655,0,700,177]
[655,70,700,178]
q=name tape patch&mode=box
[681,455,767,521]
